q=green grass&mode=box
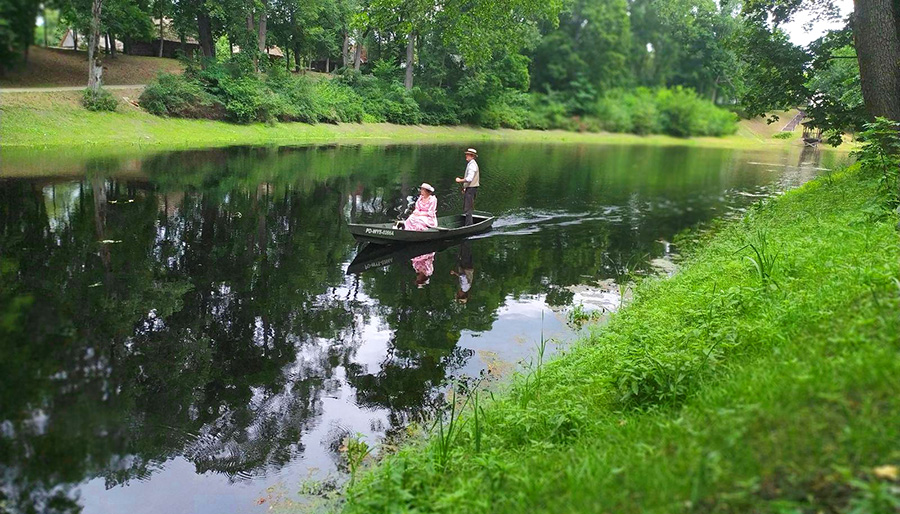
[336,164,900,514]
[0,89,824,152]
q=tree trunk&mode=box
[246,13,258,70]
[74,31,78,50]
[159,17,165,57]
[353,33,363,70]
[197,10,215,60]
[43,7,48,47]
[109,34,116,56]
[404,31,415,90]
[294,43,302,71]
[326,56,330,72]
[286,48,291,70]
[853,0,900,120]
[87,0,104,90]
[257,0,268,70]
[342,31,349,67]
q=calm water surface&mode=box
[0,142,842,513]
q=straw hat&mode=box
[464,148,477,156]
[420,183,435,192]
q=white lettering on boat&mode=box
[364,228,396,236]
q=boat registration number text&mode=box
[365,228,395,236]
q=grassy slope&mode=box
[1,89,812,151]
[0,46,184,88]
[339,166,900,514]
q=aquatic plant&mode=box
[567,304,602,327]
[341,434,372,485]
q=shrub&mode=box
[217,75,269,123]
[413,87,461,125]
[626,88,660,135]
[526,93,573,130]
[655,87,698,137]
[655,86,736,137]
[360,82,421,125]
[772,131,794,139]
[82,87,118,112]
[315,80,365,123]
[595,94,633,133]
[140,72,223,119]
[269,73,321,123]
[478,92,530,129]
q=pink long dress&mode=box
[411,252,435,277]
[404,195,438,231]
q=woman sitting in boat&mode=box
[400,183,438,231]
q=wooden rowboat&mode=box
[347,211,494,245]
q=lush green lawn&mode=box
[336,165,900,514]
[1,89,809,151]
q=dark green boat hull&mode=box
[347,211,494,245]
[346,238,464,274]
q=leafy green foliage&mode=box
[594,87,735,136]
[140,61,368,124]
[530,0,631,95]
[81,87,119,111]
[0,0,38,72]
[655,86,738,137]
[341,434,373,485]
[140,72,225,118]
[853,117,900,212]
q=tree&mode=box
[853,0,900,119]
[151,0,169,56]
[87,0,103,89]
[740,0,900,123]
[630,0,741,100]
[1,0,41,72]
[530,0,631,94]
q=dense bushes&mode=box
[140,73,223,118]
[140,62,367,124]
[139,61,736,137]
[595,87,736,137]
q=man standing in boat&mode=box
[455,148,480,226]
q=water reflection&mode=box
[0,143,843,514]
[451,241,475,304]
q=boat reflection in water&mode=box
[346,238,466,275]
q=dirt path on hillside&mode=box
[1,84,145,93]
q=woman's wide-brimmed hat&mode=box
[464,148,477,156]
[420,183,435,192]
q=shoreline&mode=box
[0,89,831,154]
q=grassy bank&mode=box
[337,165,899,513]
[1,89,809,151]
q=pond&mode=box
[0,142,843,514]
